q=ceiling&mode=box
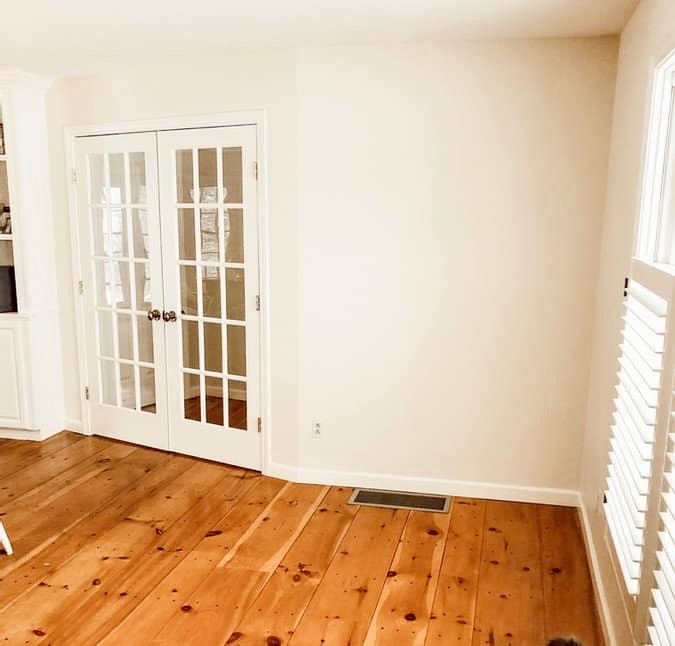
[1,0,640,75]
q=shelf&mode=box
[0,234,12,241]
[0,155,6,162]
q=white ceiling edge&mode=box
[0,0,639,77]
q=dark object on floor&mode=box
[548,639,583,646]
[348,488,451,513]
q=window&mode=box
[603,49,675,644]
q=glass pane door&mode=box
[158,126,260,469]
[75,133,169,449]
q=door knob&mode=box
[147,309,161,321]
[162,310,177,322]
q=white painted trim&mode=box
[185,384,247,401]
[0,427,41,441]
[635,48,675,261]
[255,115,273,477]
[64,418,84,434]
[65,111,266,138]
[64,110,270,461]
[265,462,580,507]
[64,126,91,437]
[578,496,619,646]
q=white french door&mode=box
[75,133,169,450]
[158,126,260,468]
[75,125,261,470]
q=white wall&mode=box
[579,1,675,643]
[48,38,617,497]
[295,39,617,495]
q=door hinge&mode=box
[254,161,259,181]
[78,280,84,295]
[257,417,262,433]
[71,168,78,183]
[256,295,260,311]
[84,386,90,401]
[624,276,629,297]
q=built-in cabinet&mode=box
[0,72,64,439]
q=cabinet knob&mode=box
[162,310,177,322]
[147,309,161,321]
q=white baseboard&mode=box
[0,427,41,441]
[265,462,580,507]
[578,496,616,646]
[64,418,84,434]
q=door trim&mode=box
[65,110,272,473]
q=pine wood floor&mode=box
[0,432,604,645]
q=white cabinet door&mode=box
[0,319,31,429]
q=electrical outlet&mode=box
[312,421,321,439]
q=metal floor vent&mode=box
[348,488,451,513]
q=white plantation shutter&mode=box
[620,51,675,645]
[648,422,675,645]
[605,276,667,595]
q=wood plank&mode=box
[363,509,451,645]
[100,475,288,645]
[471,501,545,646]
[0,435,111,506]
[0,450,191,610]
[0,456,225,644]
[149,482,328,645]
[0,441,142,576]
[36,466,260,645]
[425,498,486,645]
[0,439,24,451]
[0,432,84,479]
[289,506,409,646]
[229,486,358,645]
[538,506,605,646]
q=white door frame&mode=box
[65,110,272,472]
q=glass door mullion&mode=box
[190,147,206,424]
[102,154,123,409]
[217,145,231,430]
[123,152,143,412]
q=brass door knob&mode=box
[147,309,161,321]
[162,310,177,322]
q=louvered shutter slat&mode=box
[652,589,675,646]
[605,501,641,590]
[621,342,662,388]
[650,604,673,646]
[619,357,660,406]
[649,626,663,646]
[622,326,663,371]
[624,311,665,353]
[605,490,642,558]
[649,408,675,642]
[611,437,650,495]
[607,463,645,529]
[606,280,665,599]
[626,295,667,333]
[654,570,675,626]
[612,419,653,475]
